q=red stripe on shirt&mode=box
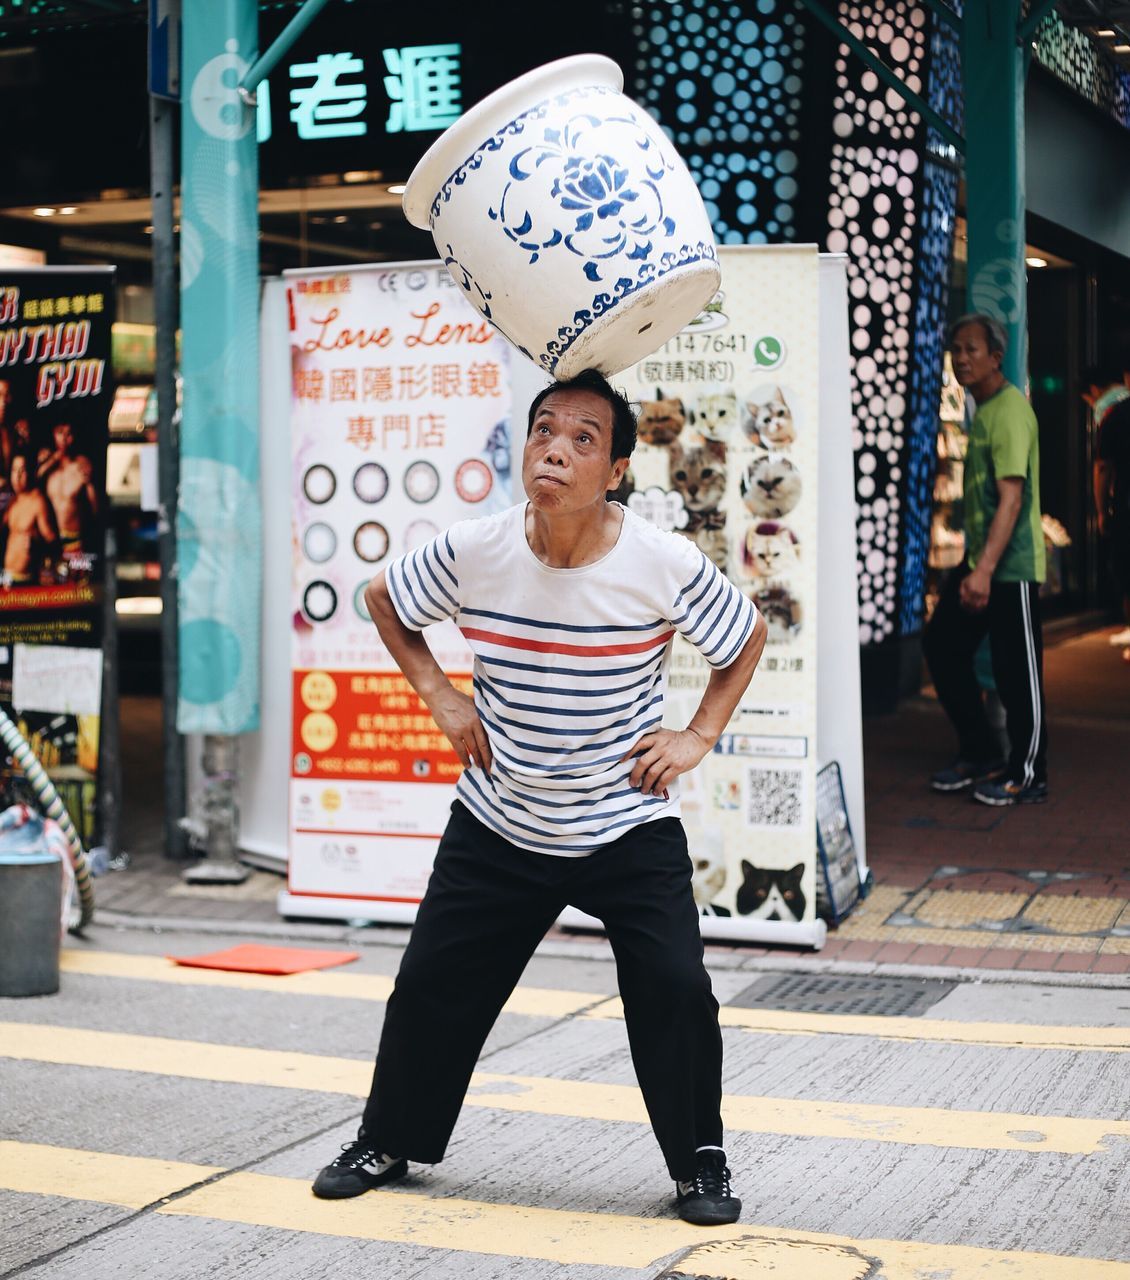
[460,626,675,658]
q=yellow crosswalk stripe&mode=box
[4,1141,1127,1279]
[59,949,1130,1054]
[4,1021,1128,1156]
[58,950,598,1019]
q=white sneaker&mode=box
[1109,628,1130,646]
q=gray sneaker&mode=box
[930,758,1006,793]
[312,1139,407,1199]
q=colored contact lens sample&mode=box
[353,581,372,622]
[303,522,337,563]
[353,521,390,563]
[404,519,439,552]
[404,459,440,503]
[302,464,336,505]
[353,462,389,504]
[303,579,338,623]
[455,458,493,503]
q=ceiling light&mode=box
[342,169,381,183]
[32,207,55,217]
[1114,43,1130,52]
[332,215,348,224]
[387,183,407,195]
[58,206,78,215]
[1026,256,1048,268]
[1096,29,1115,36]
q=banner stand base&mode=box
[277,891,419,926]
[277,894,826,950]
[558,907,826,950]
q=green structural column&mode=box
[178,0,262,734]
[962,0,1027,385]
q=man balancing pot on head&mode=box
[924,314,1048,806]
[312,368,767,1224]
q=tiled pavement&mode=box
[110,626,1130,976]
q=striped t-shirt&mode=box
[385,502,758,856]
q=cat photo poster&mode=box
[620,246,821,934]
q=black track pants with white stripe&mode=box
[359,800,724,1182]
[923,564,1048,786]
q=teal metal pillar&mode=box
[961,0,1027,385]
[178,1,262,737]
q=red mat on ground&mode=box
[167,943,359,975]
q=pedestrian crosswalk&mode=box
[3,1020,1128,1156]
[2,944,1128,1280]
[2,1141,1126,1279]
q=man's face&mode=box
[10,455,27,494]
[950,324,1001,389]
[522,388,629,513]
[54,423,74,451]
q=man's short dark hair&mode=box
[948,313,1008,357]
[526,368,637,462]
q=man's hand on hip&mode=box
[622,727,712,797]
[429,687,492,774]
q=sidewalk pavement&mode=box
[106,625,1130,980]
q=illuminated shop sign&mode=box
[256,43,463,145]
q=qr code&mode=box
[747,766,803,829]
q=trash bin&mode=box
[0,830,62,998]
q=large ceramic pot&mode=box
[403,55,720,380]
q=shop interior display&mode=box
[925,353,967,620]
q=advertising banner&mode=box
[285,262,513,907]
[0,266,114,844]
[615,245,821,937]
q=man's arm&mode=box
[960,476,1024,611]
[623,614,768,796]
[34,494,58,544]
[364,569,492,773]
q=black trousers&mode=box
[923,565,1048,786]
[360,800,723,1182]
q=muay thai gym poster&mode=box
[0,266,114,846]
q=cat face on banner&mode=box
[693,390,739,444]
[637,389,686,446]
[751,585,802,643]
[740,454,802,519]
[743,386,796,450]
[735,861,806,921]
[669,439,726,514]
[741,520,799,582]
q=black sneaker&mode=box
[930,758,1006,793]
[675,1148,741,1225]
[972,778,1048,807]
[312,1139,407,1199]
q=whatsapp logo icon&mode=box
[752,335,786,369]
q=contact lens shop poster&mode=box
[286,263,512,907]
[621,245,820,936]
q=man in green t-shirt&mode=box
[923,314,1048,805]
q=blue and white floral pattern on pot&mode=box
[405,58,720,379]
[490,111,676,278]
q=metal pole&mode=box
[100,527,121,863]
[962,0,1028,385]
[239,0,334,97]
[149,91,188,860]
